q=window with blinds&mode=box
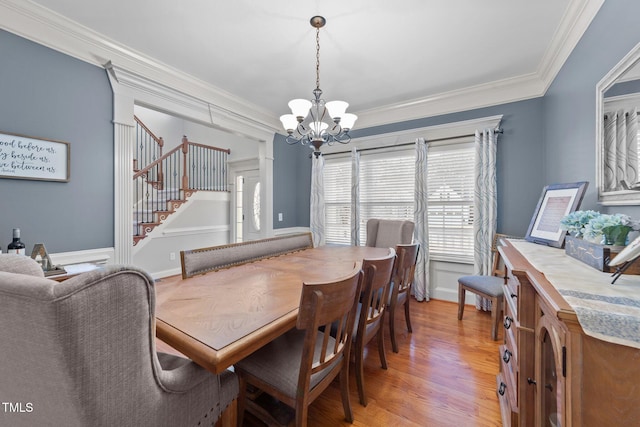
[427,143,475,259]
[324,142,475,260]
[359,150,415,245]
[324,158,352,245]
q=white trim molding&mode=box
[0,0,279,141]
[0,0,603,131]
[356,75,540,130]
[50,247,115,266]
[105,63,277,143]
[596,41,640,206]
[273,227,311,236]
[322,115,503,155]
[537,0,605,92]
[354,0,604,129]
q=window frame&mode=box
[320,115,503,264]
[324,141,476,263]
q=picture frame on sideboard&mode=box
[525,181,588,248]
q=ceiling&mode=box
[9,0,602,129]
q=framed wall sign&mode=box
[0,131,70,182]
[525,181,588,248]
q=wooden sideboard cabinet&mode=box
[496,239,640,427]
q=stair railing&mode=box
[132,136,230,243]
[134,115,164,174]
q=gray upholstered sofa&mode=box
[0,254,238,427]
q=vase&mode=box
[602,225,631,246]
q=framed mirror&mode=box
[596,41,640,205]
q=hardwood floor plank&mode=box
[158,298,502,426]
[238,299,502,427]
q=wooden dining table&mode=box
[154,245,389,374]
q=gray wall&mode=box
[543,0,640,219]
[273,134,311,228]
[0,30,113,253]
[4,0,640,249]
[273,98,546,237]
[272,0,640,236]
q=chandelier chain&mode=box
[280,16,356,156]
[315,26,321,90]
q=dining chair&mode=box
[353,248,396,407]
[388,243,420,353]
[235,264,363,427]
[457,233,515,341]
[0,253,45,277]
[365,219,415,248]
[0,255,239,427]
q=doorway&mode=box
[236,170,261,242]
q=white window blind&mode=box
[324,141,476,260]
[427,143,475,259]
[324,158,352,245]
[359,150,415,245]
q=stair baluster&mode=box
[132,129,230,246]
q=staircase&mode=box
[133,116,230,245]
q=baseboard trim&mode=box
[272,227,310,236]
[151,267,182,280]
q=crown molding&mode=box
[353,0,603,130]
[355,73,543,129]
[0,0,281,139]
[106,63,275,142]
[537,0,605,91]
[1,0,603,132]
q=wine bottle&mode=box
[7,228,26,255]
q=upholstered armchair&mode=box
[0,253,45,277]
[365,219,415,248]
[0,255,238,427]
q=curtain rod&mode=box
[320,127,503,157]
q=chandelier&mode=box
[280,16,357,157]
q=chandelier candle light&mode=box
[280,16,357,157]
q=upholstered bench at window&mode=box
[180,232,314,279]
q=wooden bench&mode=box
[180,232,314,279]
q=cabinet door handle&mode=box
[504,316,513,329]
[545,383,554,392]
[502,349,512,363]
[498,382,506,396]
[527,377,537,386]
[510,293,517,299]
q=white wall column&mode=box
[259,139,274,238]
[107,65,135,265]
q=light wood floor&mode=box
[160,299,503,426]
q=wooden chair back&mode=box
[359,248,396,342]
[296,264,363,402]
[353,248,397,406]
[392,243,420,301]
[491,233,519,277]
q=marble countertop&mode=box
[510,240,640,349]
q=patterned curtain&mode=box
[413,138,430,301]
[474,129,498,311]
[310,154,325,247]
[350,148,360,246]
[604,108,638,191]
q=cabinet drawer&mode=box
[505,268,519,317]
[500,344,518,410]
[504,296,518,365]
[496,373,516,427]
